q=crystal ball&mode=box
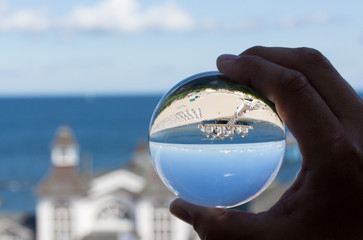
[149,71,286,208]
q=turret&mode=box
[37,126,86,198]
[51,126,79,167]
[36,126,87,240]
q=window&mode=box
[54,203,71,240]
[153,207,172,240]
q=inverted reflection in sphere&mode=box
[149,72,286,208]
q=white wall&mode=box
[72,198,95,240]
[135,199,153,240]
[37,199,53,240]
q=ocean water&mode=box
[0,96,161,213]
[150,141,285,208]
[0,93,361,214]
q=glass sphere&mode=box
[149,71,285,208]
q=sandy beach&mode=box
[150,89,283,135]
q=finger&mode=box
[241,46,363,124]
[170,198,264,240]
[170,198,220,226]
[217,54,341,169]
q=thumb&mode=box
[170,198,266,240]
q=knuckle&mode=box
[235,55,266,87]
[280,71,310,94]
[295,47,332,69]
[332,131,361,158]
[248,56,267,74]
[328,130,363,174]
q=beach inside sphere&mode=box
[149,72,286,207]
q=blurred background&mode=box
[0,0,362,239]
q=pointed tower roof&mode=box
[37,167,88,198]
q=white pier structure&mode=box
[198,99,258,140]
[150,90,283,140]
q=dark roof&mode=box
[37,166,87,198]
[139,166,174,198]
[124,141,150,176]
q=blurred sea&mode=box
[0,95,161,213]
[0,93,362,214]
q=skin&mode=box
[169,46,363,240]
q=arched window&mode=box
[97,201,130,220]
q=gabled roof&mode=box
[89,169,145,198]
[125,141,174,198]
[89,141,173,199]
[138,167,175,198]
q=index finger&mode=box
[217,54,341,170]
[241,46,363,125]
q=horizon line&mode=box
[0,92,165,99]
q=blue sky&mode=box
[0,0,362,95]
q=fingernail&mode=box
[217,54,238,72]
[169,199,192,224]
[218,54,239,62]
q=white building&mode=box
[0,217,34,240]
[36,126,198,240]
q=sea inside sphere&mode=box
[149,71,286,208]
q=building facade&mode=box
[36,126,198,240]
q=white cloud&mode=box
[61,0,196,33]
[0,2,50,32]
[0,0,197,34]
[279,12,334,28]
[0,0,265,35]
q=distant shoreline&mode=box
[0,91,361,100]
[0,94,163,100]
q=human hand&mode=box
[170,46,363,239]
